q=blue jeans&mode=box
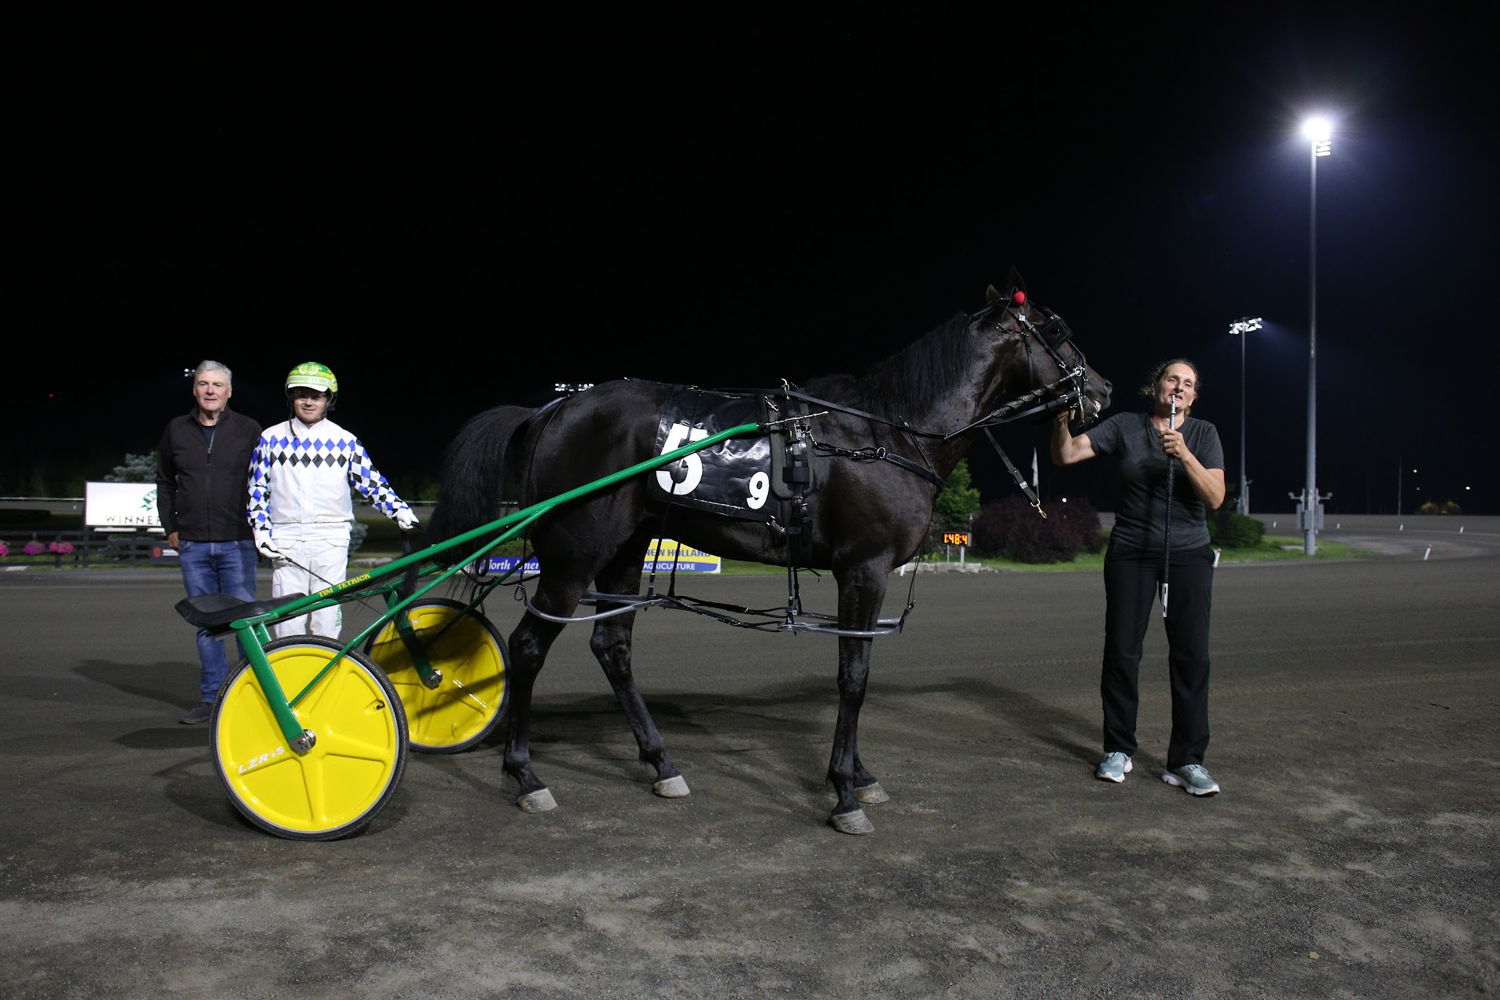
[178,539,259,703]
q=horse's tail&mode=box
[427,404,538,547]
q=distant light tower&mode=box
[1298,115,1334,555]
[1397,463,1418,515]
[1228,316,1262,515]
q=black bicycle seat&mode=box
[176,591,308,632]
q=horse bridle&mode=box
[942,293,1099,441]
[930,292,1103,517]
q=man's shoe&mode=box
[1162,763,1220,796]
[179,702,213,726]
[1095,751,1132,783]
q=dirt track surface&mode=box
[2,516,1497,999]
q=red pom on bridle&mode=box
[1012,290,1026,305]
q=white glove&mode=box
[394,508,420,532]
[254,532,282,560]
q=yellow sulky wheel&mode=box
[212,638,408,841]
[365,598,508,754]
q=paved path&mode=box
[1,536,1496,999]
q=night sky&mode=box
[7,6,1496,515]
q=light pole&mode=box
[1397,462,1419,515]
[1299,115,1333,555]
[1229,316,1262,515]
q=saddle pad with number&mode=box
[649,386,784,522]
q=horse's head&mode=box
[974,278,1112,427]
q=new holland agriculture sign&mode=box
[487,539,720,575]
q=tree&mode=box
[105,451,157,483]
[933,459,981,530]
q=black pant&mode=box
[1101,541,1215,768]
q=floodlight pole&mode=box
[1300,120,1332,555]
[1229,317,1262,515]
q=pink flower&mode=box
[49,541,74,555]
[23,541,45,556]
[0,541,9,558]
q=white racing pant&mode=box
[271,533,350,639]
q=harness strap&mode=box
[981,427,1047,519]
[880,451,946,488]
[770,386,945,488]
[812,441,946,488]
[780,388,925,436]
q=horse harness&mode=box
[646,292,1094,560]
[495,290,1098,638]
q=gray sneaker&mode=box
[1162,764,1220,796]
[1095,751,1132,783]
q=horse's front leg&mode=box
[827,565,891,835]
[590,610,688,798]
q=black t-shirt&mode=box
[1086,411,1224,549]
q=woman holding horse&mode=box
[1051,358,1226,795]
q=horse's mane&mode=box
[808,312,976,419]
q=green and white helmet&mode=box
[285,361,338,395]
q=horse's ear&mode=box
[985,284,1002,302]
[1003,266,1026,295]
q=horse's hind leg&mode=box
[589,565,687,798]
[503,582,580,812]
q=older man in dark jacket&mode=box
[155,360,262,724]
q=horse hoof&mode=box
[653,775,690,798]
[517,788,557,813]
[829,808,875,835]
[855,781,890,804]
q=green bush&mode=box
[934,460,982,530]
[1210,509,1265,549]
[101,532,158,561]
[973,494,1104,564]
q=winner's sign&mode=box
[85,482,161,528]
[487,539,721,576]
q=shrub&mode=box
[973,494,1104,564]
[101,533,157,562]
[1210,509,1265,549]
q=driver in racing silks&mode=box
[246,362,419,639]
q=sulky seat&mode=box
[176,591,307,634]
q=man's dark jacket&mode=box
[155,409,262,541]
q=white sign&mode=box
[85,482,161,528]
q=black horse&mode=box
[430,280,1112,834]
